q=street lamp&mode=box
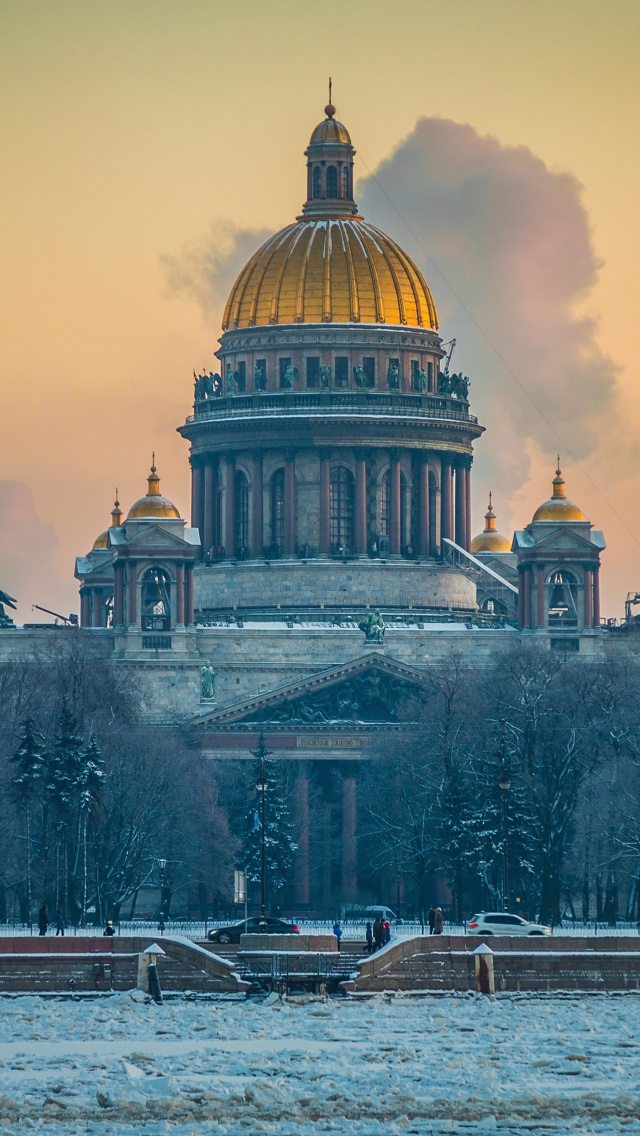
[498,777,511,912]
[256,758,268,932]
[158,858,167,933]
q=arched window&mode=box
[312,166,322,198]
[270,469,285,551]
[326,166,338,198]
[235,470,249,552]
[342,166,350,198]
[330,467,354,553]
[141,567,171,631]
[380,470,407,549]
[548,570,578,627]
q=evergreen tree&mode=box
[46,700,85,811]
[238,736,296,903]
[10,717,46,923]
[436,760,475,921]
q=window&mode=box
[342,166,350,198]
[334,357,349,387]
[236,361,246,393]
[271,469,285,549]
[312,167,322,198]
[141,567,171,631]
[279,358,292,388]
[330,467,354,553]
[427,361,433,390]
[326,165,338,198]
[235,470,249,551]
[362,357,375,387]
[306,357,320,388]
[548,570,578,627]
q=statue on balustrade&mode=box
[200,663,216,701]
[438,371,470,399]
[226,368,236,395]
[414,368,427,393]
[254,362,267,391]
[319,365,331,389]
[358,609,385,643]
[386,363,400,390]
[282,364,296,389]
[353,364,366,388]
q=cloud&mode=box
[0,481,62,625]
[161,221,273,320]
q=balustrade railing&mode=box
[186,390,477,426]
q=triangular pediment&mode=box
[117,524,189,550]
[531,527,595,552]
[191,653,428,729]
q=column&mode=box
[523,567,532,629]
[583,569,592,628]
[203,458,215,558]
[319,450,331,555]
[464,460,472,552]
[341,778,358,903]
[185,563,194,626]
[418,454,430,558]
[252,451,263,557]
[284,449,296,555]
[441,457,453,542]
[80,591,90,628]
[113,563,124,628]
[389,448,401,556]
[92,591,102,628]
[128,562,136,626]
[355,450,367,555]
[593,566,601,627]
[323,802,332,904]
[191,459,204,546]
[536,567,544,629]
[294,776,310,906]
[429,472,438,556]
[517,568,524,629]
[455,461,465,547]
[176,563,185,626]
[225,453,236,557]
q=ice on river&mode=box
[0,991,638,1134]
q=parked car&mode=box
[208,917,300,944]
[467,912,551,936]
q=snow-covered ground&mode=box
[0,991,639,1135]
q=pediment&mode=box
[117,525,189,550]
[531,527,594,552]
[191,653,429,729]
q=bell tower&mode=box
[302,86,358,219]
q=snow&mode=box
[0,993,639,1134]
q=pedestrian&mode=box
[434,906,444,935]
[55,909,65,937]
[382,919,391,945]
[103,920,116,937]
[38,903,48,936]
[372,916,383,951]
[365,921,373,954]
[333,920,342,951]
[428,906,436,935]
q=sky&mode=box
[0,0,639,623]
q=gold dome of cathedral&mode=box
[470,494,511,553]
[532,461,586,523]
[127,460,181,521]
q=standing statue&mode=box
[319,364,331,389]
[453,373,470,399]
[358,609,385,644]
[353,364,365,388]
[226,368,236,395]
[438,370,452,395]
[254,362,267,391]
[414,368,427,393]
[386,363,400,390]
[200,663,216,701]
[282,364,295,389]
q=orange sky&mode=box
[1,0,639,623]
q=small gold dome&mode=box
[92,490,122,550]
[309,114,351,145]
[92,530,108,550]
[532,461,586,523]
[127,458,180,521]
[223,218,438,330]
[470,493,511,553]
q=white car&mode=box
[467,912,551,936]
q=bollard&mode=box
[138,942,166,1003]
[472,942,494,995]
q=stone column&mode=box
[455,460,465,547]
[185,563,194,626]
[523,567,532,628]
[191,459,204,549]
[583,569,592,628]
[252,451,263,557]
[294,776,310,906]
[536,567,544,629]
[92,590,102,629]
[418,454,430,558]
[593,567,600,627]
[441,457,453,542]
[128,562,137,626]
[464,460,472,552]
[341,778,358,902]
[429,473,438,557]
[323,802,332,903]
[225,453,236,558]
[176,563,185,626]
[80,591,90,628]
[284,449,296,555]
[389,448,401,555]
[319,450,331,555]
[203,458,215,558]
[355,450,367,555]
[113,563,124,628]
[517,568,524,629]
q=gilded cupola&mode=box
[127,458,181,520]
[532,461,586,523]
[470,493,511,553]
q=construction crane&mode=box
[624,593,640,624]
[32,604,78,625]
[441,338,456,376]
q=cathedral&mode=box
[1,102,620,909]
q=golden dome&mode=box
[92,530,108,550]
[532,461,586,523]
[222,218,439,330]
[92,490,122,550]
[470,493,511,553]
[309,112,351,145]
[127,459,180,521]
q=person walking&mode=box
[372,916,383,952]
[38,904,48,936]
[428,906,436,934]
[55,909,65,936]
[103,920,116,937]
[434,907,444,935]
[382,919,391,945]
[365,921,373,954]
[333,920,343,951]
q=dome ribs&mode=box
[356,224,386,324]
[340,221,360,323]
[322,223,332,322]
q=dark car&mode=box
[208,916,300,944]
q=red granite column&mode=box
[114,564,124,628]
[252,451,263,557]
[455,461,465,547]
[517,570,524,629]
[593,568,600,627]
[441,457,453,542]
[203,458,214,559]
[341,778,357,902]
[294,776,310,906]
[284,449,296,555]
[523,567,532,628]
[81,591,90,628]
[185,563,194,626]
[583,569,592,628]
[176,563,185,626]
[128,562,136,626]
[191,459,204,551]
[418,454,430,558]
[536,567,544,629]
[225,454,236,557]
[464,461,472,552]
[319,450,331,554]
[92,591,102,628]
[355,450,367,555]
[389,449,401,555]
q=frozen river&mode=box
[0,990,638,1134]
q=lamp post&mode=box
[256,756,268,932]
[498,778,511,912]
[158,858,167,933]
